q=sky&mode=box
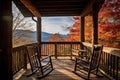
[42,17,74,34]
[12,2,75,35]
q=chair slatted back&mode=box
[26,45,41,72]
[90,45,103,69]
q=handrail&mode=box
[82,42,120,57]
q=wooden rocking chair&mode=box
[26,45,54,79]
[74,45,103,80]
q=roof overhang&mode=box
[13,0,105,17]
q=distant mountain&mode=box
[13,29,67,42]
[41,32,52,42]
[42,32,67,41]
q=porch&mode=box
[0,0,120,80]
[12,42,120,80]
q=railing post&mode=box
[23,47,27,69]
[55,43,57,59]
[70,42,72,60]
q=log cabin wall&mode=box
[0,0,13,80]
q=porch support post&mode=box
[80,17,85,56]
[92,2,100,45]
[0,0,13,80]
[80,16,85,42]
[37,17,41,44]
[37,17,42,57]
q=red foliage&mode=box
[65,0,120,48]
[64,16,80,41]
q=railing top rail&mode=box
[41,42,82,44]
[103,47,120,57]
[82,42,120,57]
[13,43,37,48]
[13,42,120,57]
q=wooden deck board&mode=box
[14,59,109,80]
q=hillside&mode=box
[13,29,67,42]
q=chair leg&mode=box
[87,69,91,80]
[95,67,103,77]
[50,56,54,69]
[74,58,77,71]
[95,68,98,76]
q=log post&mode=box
[37,17,42,57]
[80,16,85,42]
[0,0,13,80]
[92,2,100,45]
[80,16,85,51]
[37,17,41,44]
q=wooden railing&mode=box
[83,42,120,80]
[12,45,27,75]
[41,42,82,59]
[12,43,37,75]
[100,47,120,80]
[12,42,120,80]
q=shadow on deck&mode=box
[13,59,109,80]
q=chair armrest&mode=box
[73,49,87,59]
[76,56,90,63]
[40,55,52,61]
[72,49,86,52]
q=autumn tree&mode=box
[98,0,120,48]
[65,0,120,48]
[84,16,93,42]
[65,16,80,42]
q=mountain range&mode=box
[14,29,67,42]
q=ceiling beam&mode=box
[20,0,41,18]
[81,0,105,17]
[81,0,96,17]
[30,0,86,3]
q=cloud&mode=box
[42,17,74,34]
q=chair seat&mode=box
[77,60,90,68]
[76,59,97,71]
[41,58,50,66]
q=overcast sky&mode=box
[12,2,75,35]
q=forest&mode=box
[64,0,120,48]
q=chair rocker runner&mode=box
[26,45,54,79]
[74,45,103,80]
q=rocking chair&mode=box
[26,45,54,79]
[74,45,103,80]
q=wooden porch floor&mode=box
[14,59,109,80]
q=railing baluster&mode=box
[113,55,115,78]
[116,56,119,80]
[24,47,27,69]
[70,42,72,59]
[55,42,57,59]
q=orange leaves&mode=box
[66,1,120,48]
[64,16,80,42]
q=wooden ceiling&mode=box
[13,0,105,17]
